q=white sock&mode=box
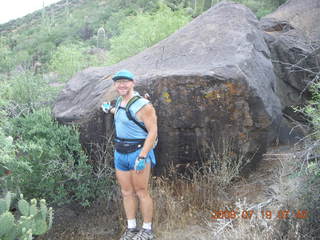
[142,222,152,230]
[127,219,136,229]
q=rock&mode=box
[264,0,320,42]
[53,2,282,173]
[259,1,320,143]
[259,18,319,109]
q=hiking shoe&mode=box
[132,229,154,240]
[119,228,139,240]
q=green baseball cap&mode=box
[112,70,135,81]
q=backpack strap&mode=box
[114,96,122,114]
[125,96,148,133]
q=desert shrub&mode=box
[107,3,191,64]
[0,71,58,116]
[49,43,99,82]
[0,38,15,74]
[7,108,113,206]
[198,136,251,187]
[0,126,31,195]
[302,82,320,137]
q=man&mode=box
[102,70,157,240]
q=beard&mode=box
[117,88,131,97]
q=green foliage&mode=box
[0,192,53,239]
[49,43,99,82]
[0,71,58,113]
[303,82,320,135]
[0,124,31,194]
[107,3,191,64]
[0,37,33,74]
[236,0,287,18]
[0,38,15,73]
[0,132,15,173]
[8,108,112,206]
[190,0,287,18]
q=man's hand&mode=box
[101,102,113,113]
[134,156,146,173]
[144,93,150,100]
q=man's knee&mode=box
[121,189,136,198]
[135,188,150,200]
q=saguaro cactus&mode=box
[0,192,53,240]
[97,27,106,49]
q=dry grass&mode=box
[151,136,251,238]
[151,141,319,240]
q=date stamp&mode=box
[210,209,308,220]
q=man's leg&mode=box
[116,169,137,222]
[131,163,153,224]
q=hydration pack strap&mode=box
[125,96,148,133]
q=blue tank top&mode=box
[114,95,150,140]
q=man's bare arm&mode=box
[136,104,158,158]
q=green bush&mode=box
[0,125,31,195]
[107,3,191,64]
[49,43,99,82]
[303,82,320,136]
[0,37,32,75]
[0,38,15,74]
[0,71,58,114]
[8,108,113,206]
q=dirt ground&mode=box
[38,197,123,240]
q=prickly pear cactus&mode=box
[0,211,15,236]
[0,192,53,240]
[0,199,8,215]
[18,196,29,216]
[0,192,12,215]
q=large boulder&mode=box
[53,2,282,173]
[259,0,320,143]
[264,0,320,42]
[259,18,319,110]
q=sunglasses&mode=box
[115,79,133,84]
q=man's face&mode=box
[114,79,134,96]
